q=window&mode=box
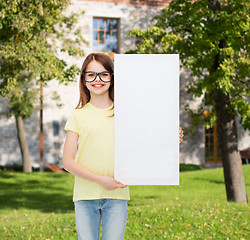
[204,92,221,163]
[204,119,221,163]
[93,18,119,53]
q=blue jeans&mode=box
[74,199,128,240]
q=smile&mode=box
[92,84,105,88]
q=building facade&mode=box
[0,0,249,168]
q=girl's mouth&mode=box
[92,84,104,88]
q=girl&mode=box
[63,52,184,240]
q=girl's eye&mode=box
[101,73,108,77]
[87,73,95,77]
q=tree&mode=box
[0,0,86,172]
[128,0,249,203]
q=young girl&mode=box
[63,52,184,240]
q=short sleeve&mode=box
[64,110,80,134]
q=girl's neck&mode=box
[89,95,113,109]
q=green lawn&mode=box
[0,165,249,240]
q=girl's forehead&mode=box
[86,60,106,71]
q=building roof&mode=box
[80,0,170,7]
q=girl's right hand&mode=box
[99,176,127,190]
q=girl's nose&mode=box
[96,74,102,81]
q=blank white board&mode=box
[114,54,179,185]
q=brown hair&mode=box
[76,52,114,110]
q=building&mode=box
[0,0,249,169]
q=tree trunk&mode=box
[208,0,247,203]
[214,89,247,203]
[15,115,32,172]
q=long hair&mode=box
[76,52,114,109]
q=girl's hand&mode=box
[99,176,127,190]
[179,127,184,144]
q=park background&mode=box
[1,0,249,169]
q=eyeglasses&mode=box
[82,71,113,83]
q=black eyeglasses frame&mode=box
[82,71,113,83]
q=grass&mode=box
[0,165,249,240]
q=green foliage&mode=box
[179,164,204,171]
[128,0,250,130]
[0,163,203,172]
[0,0,86,119]
[0,165,249,239]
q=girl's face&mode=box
[84,60,112,98]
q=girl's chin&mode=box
[89,89,109,96]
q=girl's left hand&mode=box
[179,127,184,144]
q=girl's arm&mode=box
[63,131,127,190]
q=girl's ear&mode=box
[81,78,86,86]
[110,75,114,85]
